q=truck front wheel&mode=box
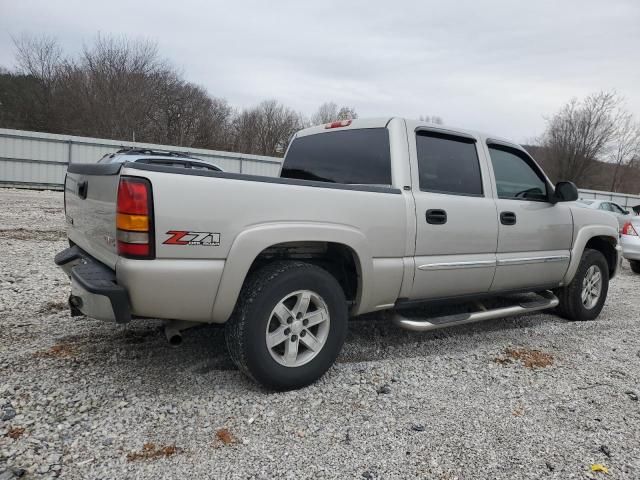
[225,261,348,391]
[630,260,640,274]
[554,248,609,321]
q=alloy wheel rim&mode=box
[265,290,330,367]
[581,265,602,310]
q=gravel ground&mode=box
[1,187,639,480]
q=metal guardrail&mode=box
[577,188,640,209]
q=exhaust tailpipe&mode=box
[164,328,183,347]
[163,320,198,347]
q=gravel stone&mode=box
[1,188,640,479]
[376,384,391,395]
[1,407,16,421]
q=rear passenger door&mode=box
[408,129,499,300]
[485,142,572,291]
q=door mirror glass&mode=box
[553,181,578,202]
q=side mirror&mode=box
[553,181,578,203]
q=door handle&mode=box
[500,211,516,225]
[426,209,447,225]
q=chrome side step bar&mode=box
[392,291,559,332]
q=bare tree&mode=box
[11,34,64,130]
[254,100,304,156]
[609,112,640,191]
[311,102,338,125]
[336,106,358,121]
[311,102,358,125]
[541,92,620,185]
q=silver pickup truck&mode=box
[56,118,621,390]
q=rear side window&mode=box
[416,132,483,196]
[610,203,625,214]
[488,146,548,201]
[281,128,392,185]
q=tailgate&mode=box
[64,163,122,269]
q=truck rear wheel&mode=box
[630,260,640,274]
[554,248,609,321]
[225,261,348,391]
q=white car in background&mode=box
[574,199,635,231]
[621,218,640,274]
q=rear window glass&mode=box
[281,128,392,185]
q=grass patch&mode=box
[494,347,554,369]
[7,426,25,439]
[214,428,237,446]
[126,443,180,461]
[33,343,77,359]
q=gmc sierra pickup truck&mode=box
[56,118,622,390]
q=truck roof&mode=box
[295,117,523,151]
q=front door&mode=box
[485,143,573,291]
[409,129,498,300]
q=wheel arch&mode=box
[563,226,620,285]
[210,223,373,323]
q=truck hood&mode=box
[569,204,620,235]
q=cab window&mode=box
[488,145,548,201]
[416,131,483,196]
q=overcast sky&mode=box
[1,0,639,142]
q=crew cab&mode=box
[56,118,622,390]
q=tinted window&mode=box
[190,163,221,171]
[599,203,612,211]
[281,128,391,185]
[488,146,548,201]
[416,132,483,196]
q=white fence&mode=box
[0,128,282,190]
[577,188,640,209]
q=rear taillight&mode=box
[325,119,352,129]
[116,177,154,259]
[622,222,638,236]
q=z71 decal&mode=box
[163,231,220,246]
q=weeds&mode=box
[126,443,179,461]
[494,347,554,369]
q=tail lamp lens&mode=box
[622,222,638,236]
[116,177,154,258]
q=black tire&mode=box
[554,248,609,321]
[630,260,640,274]
[225,261,348,391]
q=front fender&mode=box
[210,222,372,323]
[562,224,619,285]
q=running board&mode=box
[392,291,559,332]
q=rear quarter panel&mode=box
[121,166,409,322]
